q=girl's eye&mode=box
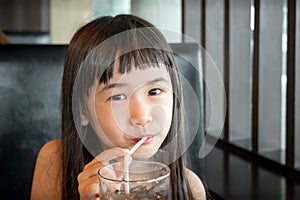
[107,94,127,101]
[148,88,162,96]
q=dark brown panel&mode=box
[286,0,296,167]
[201,0,206,48]
[224,0,230,142]
[181,0,185,40]
[251,0,260,153]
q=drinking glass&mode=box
[98,160,170,200]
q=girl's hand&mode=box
[77,147,130,200]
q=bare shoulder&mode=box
[37,138,61,156]
[186,168,206,200]
[35,139,62,168]
[31,139,62,200]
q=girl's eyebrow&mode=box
[100,83,127,93]
[100,77,169,93]
[146,77,169,85]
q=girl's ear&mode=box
[80,112,89,126]
[80,103,89,126]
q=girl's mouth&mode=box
[134,136,153,145]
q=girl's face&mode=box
[85,64,173,158]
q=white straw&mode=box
[124,154,130,194]
[129,136,148,155]
[124,136,148,194]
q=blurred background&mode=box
[0,0,182,44]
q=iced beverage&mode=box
[98,161,170,200]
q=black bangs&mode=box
[98,48,174,84]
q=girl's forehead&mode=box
[116,65,169,80]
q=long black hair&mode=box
[61,14,193,199]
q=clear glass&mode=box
[98,161,170,200]
[229,0,252,150]
[258,0,285,164]
[205,0,225,140]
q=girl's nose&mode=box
[129,97,152,127]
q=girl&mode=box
[31,14,207,199]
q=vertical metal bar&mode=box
[181,0,185,42]
[251,0,260,153]
[201,0,207,134]
[286,0,296,167]
[201,0,206,49]
[224,0,230,142]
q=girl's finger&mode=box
[78,147,131,200]
[78,162,104,182]
[78,175,99,199]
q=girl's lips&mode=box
[134,136,153,145]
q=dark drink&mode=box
[102,186,168,200]
[99,161,170,200]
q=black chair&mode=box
[0,45,66,199]
[0,43,205,199]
